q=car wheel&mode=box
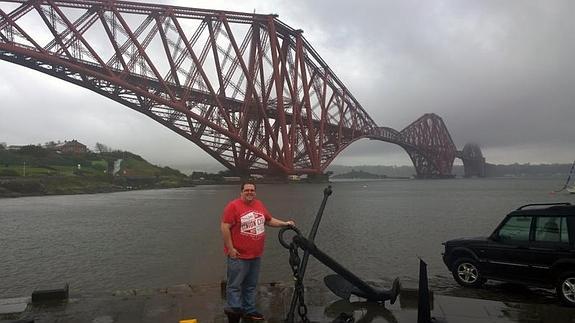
[556,272,575,307]
[451,258,484,288]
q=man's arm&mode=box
[267,217,295,227]
[220,222,240,258]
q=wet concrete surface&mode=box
[1,282,575,323]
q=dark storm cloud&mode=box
[282,0,575,163]
[1,0,573,169]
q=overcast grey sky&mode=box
[1,0,574,173]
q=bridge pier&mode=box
[305,173,330,183]
[457,143,486,178]
[462,158,486,177]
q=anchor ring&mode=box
[278,225,302,249]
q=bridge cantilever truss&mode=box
[0,0,457,177]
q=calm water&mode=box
[1,177,572,300]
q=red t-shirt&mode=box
[222,198,272,259]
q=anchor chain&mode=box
[289,241,310,323]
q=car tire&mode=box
[556,271,575,307]
[451,257,484,288]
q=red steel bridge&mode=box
[0,0,474,178]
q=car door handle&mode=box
[516,246,528,249]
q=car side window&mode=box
[498,216,532,241]
[535,216,568,243]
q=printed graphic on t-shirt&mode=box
[240,211,266,238]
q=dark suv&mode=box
[442,202,575,306]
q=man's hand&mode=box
[267,218,296,228]
[228,247,240,258]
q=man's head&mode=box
[240,180,256,203]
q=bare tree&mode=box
[95,142,112,153]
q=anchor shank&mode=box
[299,185,333,280]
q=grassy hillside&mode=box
[0,145,192,197]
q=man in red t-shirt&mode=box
[221,180,295,321]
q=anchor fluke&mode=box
[324,274,355,300]
[390,277,400,304]
[324,274,401,304]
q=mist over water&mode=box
[1,177,571,300]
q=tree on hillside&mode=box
[19,144,47,156]
[44,140,61,150]
[0,142,6,150]
[95,142,112,153]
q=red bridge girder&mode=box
[399,114,457,178]
[0,0,457,177]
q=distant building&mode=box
[57,140,88,154]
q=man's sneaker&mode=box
[224,307,243,322]
[224,307,243,315]
[243,311,265,320]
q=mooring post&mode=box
[418,259,431,323]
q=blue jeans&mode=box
[226,257,261,313]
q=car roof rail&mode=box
[516,202,572,210]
